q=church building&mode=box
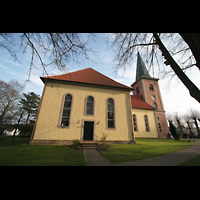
[31,53,168,145]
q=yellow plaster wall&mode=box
[33,82,133,142]
[132,108,159,138]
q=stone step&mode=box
[81,142,98,148]
[82,146,98,149]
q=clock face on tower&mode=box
[151,95,156,100]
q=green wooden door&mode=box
[83,121,94,140]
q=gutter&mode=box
[41,77,133,92]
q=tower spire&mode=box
[135,52,151,81]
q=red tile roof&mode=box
[131,95,155,110]
[41,68,131,90]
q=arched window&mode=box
[149,84,154,91]
[153,102,158,110]
[107,98,115,128]
[144,115,150,132]
[133,114,137,131]
[61,94,72,127]
[158,123,162,132]
[136,87,139,94]
[86,96,94,115]
[151,94,156,100]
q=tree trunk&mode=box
[187,121,192,135]
[12,127,18,142]
[26,113,30,125]
[0,103,10,124]
[177,119,183,136]
[23,113,30,137]
[193,117,200,136]
[153,33,200,103]
[169,120,180,140]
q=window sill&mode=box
[107,127,116,130]
[57,125,70,129]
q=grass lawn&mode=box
[0,137,86,166]
[177,154,200,166]
[102,139,195,164]
[177,139,200,166]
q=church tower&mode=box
[131,52,169,138]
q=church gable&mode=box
[31,73,134,145]
[40,68,131,91]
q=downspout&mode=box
[154,111,160,138]
[128,90,135,144]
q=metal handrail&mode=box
[94,135,99,148]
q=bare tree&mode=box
[0,33,97,79]
[183,114,193,136]
[107,33,200,103]
[166,113,173,123]
[190,108,200,136]
[153,33,200,103]
[174,112,184,137]
[179,33,200,70]
[0,79,24,128]
[1,33,200,103]
[168,120,180,140]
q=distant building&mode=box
[4,128,20,136]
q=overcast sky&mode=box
[0,33,200,117]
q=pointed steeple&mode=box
[135,52,151,81]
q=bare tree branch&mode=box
[0,33,97,79]
[24,33,48,76]
[153,33,200,103]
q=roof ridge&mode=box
[41,67,92,79]
[89,68,130,88]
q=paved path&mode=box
[83,140,200,166]
[83,148,111,166]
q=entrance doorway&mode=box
[83,121,94,140]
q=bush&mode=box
[18,125,34,136]
[101,133,108,144]
[99,133,109,151]
[72,140,81,150]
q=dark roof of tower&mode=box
[135,52,151,81]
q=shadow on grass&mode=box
[0,137,85,166]
[0,137,30,147]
